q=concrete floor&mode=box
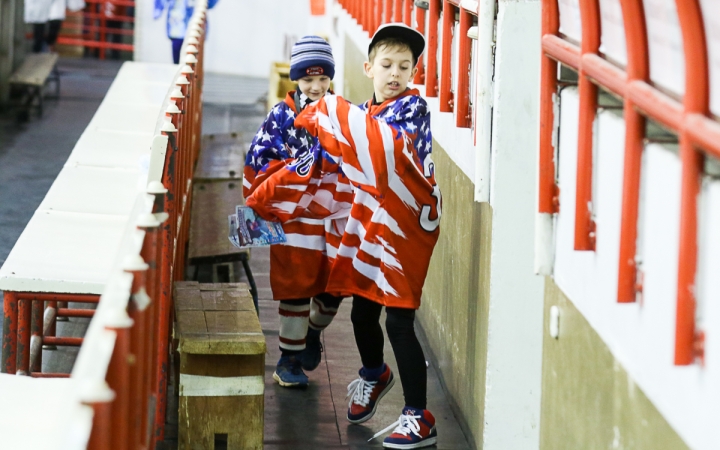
[252,247,472,449]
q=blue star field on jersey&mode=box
[361,94,433,175]
[245,100,316,177]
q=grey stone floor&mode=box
[251,247,472,449]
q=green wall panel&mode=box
[541,279,690,450]
[419,140,491,448]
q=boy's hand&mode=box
[294,104,319,137]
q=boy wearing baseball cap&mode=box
[243,35,348,389]
[247,23,441,448]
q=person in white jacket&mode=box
[25,0,84,53]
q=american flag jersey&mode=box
[243,91,351,300]
[248,89,441,309]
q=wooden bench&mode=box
[9,53,60,119]
[188,133,259,311]
[174,281,265,450]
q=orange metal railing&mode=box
[337,0,479,129]
[539,0,718,365]
[57,0,135,59]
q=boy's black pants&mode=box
[351,295,427,410]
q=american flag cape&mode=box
[248,89,441,309]
[242,91,351,301]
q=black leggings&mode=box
[351,295,427,410]
[32,20,62,53]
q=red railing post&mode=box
[674,0,709,365]
[539,0,560,215]
[107,319,133,450]
[574,0,601,251]
[616,0,649,303]
[394,0,402,21]
[414,5,426,84]
[456,7,472,128]
[16,297,31,375]
[426,0,441,97]
[439,0,455,112]
[155,124,177,441]
[2,291,19,374]
[84,383,116,450]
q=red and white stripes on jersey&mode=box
[250,89,441,309]
[243,93,350,301]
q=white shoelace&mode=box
[368,413,422,442]
[347,377,377,408]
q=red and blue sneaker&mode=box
[370,407,438,449]
[346,365,395,423]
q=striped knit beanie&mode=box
[290,36,335,81]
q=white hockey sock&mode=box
[278,301,310,352]
[308,296,341,331]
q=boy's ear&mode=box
[363,61,374,79]
[411,66,418,80]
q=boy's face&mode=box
[364,45,417,103]
[296,75,331,101]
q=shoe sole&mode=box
[347,374,396,424]
[273,371,308,388]
[382,436,438,449]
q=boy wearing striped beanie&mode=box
[243,36,348,389]
[247,24,441,448]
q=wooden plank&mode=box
[200,289,254,312]
[188,181,250,261]
[179,336,266,355]
[9,54,58,86]
[179,395,264,450]
[205,310,263,337]
[176,310,207,336]
[195,134,250,180]
[174,285,203,311]
[175,283,265,355]
[198,282,248,291]
[180,353,264,377]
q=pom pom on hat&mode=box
[290,36,335,81]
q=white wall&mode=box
[135,0,332,77]
[553,87,720,450]
[481,2,544,449]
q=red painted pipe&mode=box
[2,292,19,374]
[425,0,440,97]
[31,372,70,378]
[439,0,455,112]
[42,336,83,346]
[616,0,650,303]
[538,0,560,215]
[15,293,100,302]
[16,298,31,375]
[674,0,709,366]
[108,326,131,450]
[57,308,95,318]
